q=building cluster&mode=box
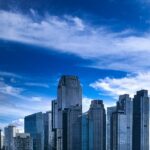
[0,75,150,150]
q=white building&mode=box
[4,125,18,150]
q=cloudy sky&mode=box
[1,0,150,130]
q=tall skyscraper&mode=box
[4,125,18,150]
[88,100,106,150]
[107,106,116,150]
[43,111,55,150]
[132,90,149,150]
[110,94,133,150]
[13,133,33,150]
[55,75,82,150]
[24,112,44,150]
[62,105,82,150]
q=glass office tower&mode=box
[43,111,55,150]
[24,112,44,150]
[88,100,106,150]
[110,94,132,150]
[132,90,149,150]
[107,106,116,150]
[55,75,82,150]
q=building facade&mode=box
[62,105,82,150]
[43,111,55,150]
[13,133,33,150]
[54,75,82,150]
[107,106,116,150]
[110,94,133,150]
[88,100,106,150]
[4,125,18,150]
[24,112,44,150]
[132,90,149,150]
[82,113,89,150]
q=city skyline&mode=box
[1,75,149,150]
[1,0,150,134]
[0,72,150,132]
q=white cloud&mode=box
[82,97,92,112]
[0,78,52,129]
[0,71,22,78]
[11,119,24,133]
[24,82,49,88]
[31,96,42,102]
[1,10,150,71]
[90,72,150,97]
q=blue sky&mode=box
[1,0,150,130]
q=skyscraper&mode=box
[88,100,106,150]
[107,106,116,150]
[13,133,33,150]
[51,100,58,150]
[62,105,82,150]
[24,112,44,150]
[4,125,18,150]
[43,111,55,150]
[132,90,149,150]
[55,75,82,150]
[110,94,133,150]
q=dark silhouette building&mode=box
[132,90,149,150]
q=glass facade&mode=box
[88,100,106,150]
[24,112,44,150]
[132,90,149,150]
[110,94,132,150]
[55,75,82,150]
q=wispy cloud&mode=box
[24,82,49,88]
[0,71,22,78]
[90,72,150,97]
[0,75,52,129]
[1,10,150,72]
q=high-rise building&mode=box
[51,100,58,150]
[110,94,133,150]
[4,125,18,150]
[24,112,44,150]
[107,106,116,150]
[43,111,55,150]
[82,113,89,150]
[132,90,149,150]
[55,75,82,150]
[57,75,82,110]
[62,105,82,150]
[13,133,33,150]
[88,100,106,150]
